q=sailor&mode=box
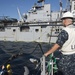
[0,65,8,75]
[44,11,75,75]
[0,64,12,75]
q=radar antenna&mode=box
[37,0,45,6]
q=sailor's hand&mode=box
[2,65,5,69]
[44,53,49,57]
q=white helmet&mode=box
[61,11,73,20]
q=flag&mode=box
[37,0,45,3]
[60,0,62,7]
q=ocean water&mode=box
[0,41,60,75]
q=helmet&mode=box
[6,64,11,70]
[61,11,73,20]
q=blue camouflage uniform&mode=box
[56,25,75,75]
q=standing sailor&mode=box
[44,11,75,75]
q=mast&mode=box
[59,0,63,18]
[17,7,24,22]
[69,0,72,11]
[65,0,71,11]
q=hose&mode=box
[30,42,44,55]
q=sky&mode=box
[0,0,67,20]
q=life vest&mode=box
[61,25,75,55]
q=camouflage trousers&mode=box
[57,53,75,75]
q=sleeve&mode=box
[56,30,68,47]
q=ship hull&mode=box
[0,24,63,43]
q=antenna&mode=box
[17,7,24,22]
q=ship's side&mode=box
[0,22,63,43]
[0,0,75,43]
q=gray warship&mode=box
[0,0,74,43]
[0,0,75,43]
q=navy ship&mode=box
[0,0,75,43]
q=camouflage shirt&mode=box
[56,30,68,47]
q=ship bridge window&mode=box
[55,28,61,34]
[6,27,11,29]
[41,26,47,28]
[47,14,50,16]
[35,29,39,32]
[32,12,37,14]
[46,11,48,13]
[0,27,5,31]
[13,29,16,32]
[74,5,75,10]
[20,26,30,32]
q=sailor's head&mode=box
[61,11,74,26]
